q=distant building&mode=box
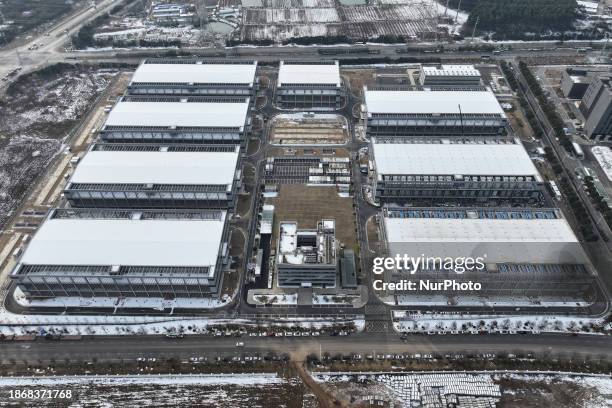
[64,144,240,209]
[128,59,258,98]
[276,61,343,110]
[99,96,250,145]
[363,87,507,137]
[581,75,612,140]
[419,64,482,86]
[150,3,196,24]
[276,220,337,288]
[561,68,591,99]
[11,209,229,299]
[370,137,544,206]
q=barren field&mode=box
[0,65,116,228]
[240,0,438,41]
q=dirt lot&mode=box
[0,64,118,228]
[270,114,348,145]
[266,184,357,252]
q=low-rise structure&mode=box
[276,219,337,288]
[99,96,250,145]
[11,209,229,299]
[419,64,482,86]
[363,87,507,137]
[64,144,240,209]
[370,137,544,206]
[127,59,258,98]
[379,207,599,304]
[276,61,343,110]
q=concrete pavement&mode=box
[1,333,611,364]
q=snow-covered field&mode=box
[240,0,442,41]
[392,310,608,335]
[0,68,115,228]
[0,374,308,407]
[316,371,612,408]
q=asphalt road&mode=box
[1,334,611,364]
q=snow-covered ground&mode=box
[313,294,358,305]
[392,310,608,335]
[316,371,612,408]
[14,287,229,310]
[252,293,298,305]
[394,294,592,308]
[0,373,283,387]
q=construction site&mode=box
[269,113,348,145]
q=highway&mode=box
[1,334,611,364]
[0,0,123,87]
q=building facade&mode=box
[11,209,229,299]
[98,96,250,145]
[276,61,343,110]
[581,75,612,140]
[127,59,258,98]
[363,87,507,137]
[379,207,600,305]
[370,137,544,206]
[419,64,482,86]
[64,144,240,209]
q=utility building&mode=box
[99,96,250,145]
[363,87,507,137]
[379,207,600,308]
[370,137,544,206]
[11,209,229,299]
[419,64,482,86]
[276,61,343,110]
[127,59,258,97]
[276,220,337,288]
[64,144,240,209]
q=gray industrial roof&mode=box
[104,100,249,129]
[278,61,341,87]
[364,89,505,116]
[384,216,585,265]
[131,61,257,86]
[372,139,541,179]
[70,149,238,186]
[19,212,227,277]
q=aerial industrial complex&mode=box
[4,58,609,323]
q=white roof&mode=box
[384,216,584,264]
[372,140,541,179]
[422,65,481,77]
[278,61,341,87]
[104,100,249,129]
[131,62,257,86]
[70,150,239,186]
[20,213,227,275]
[364,89,505,116]
[385,217,577,243]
